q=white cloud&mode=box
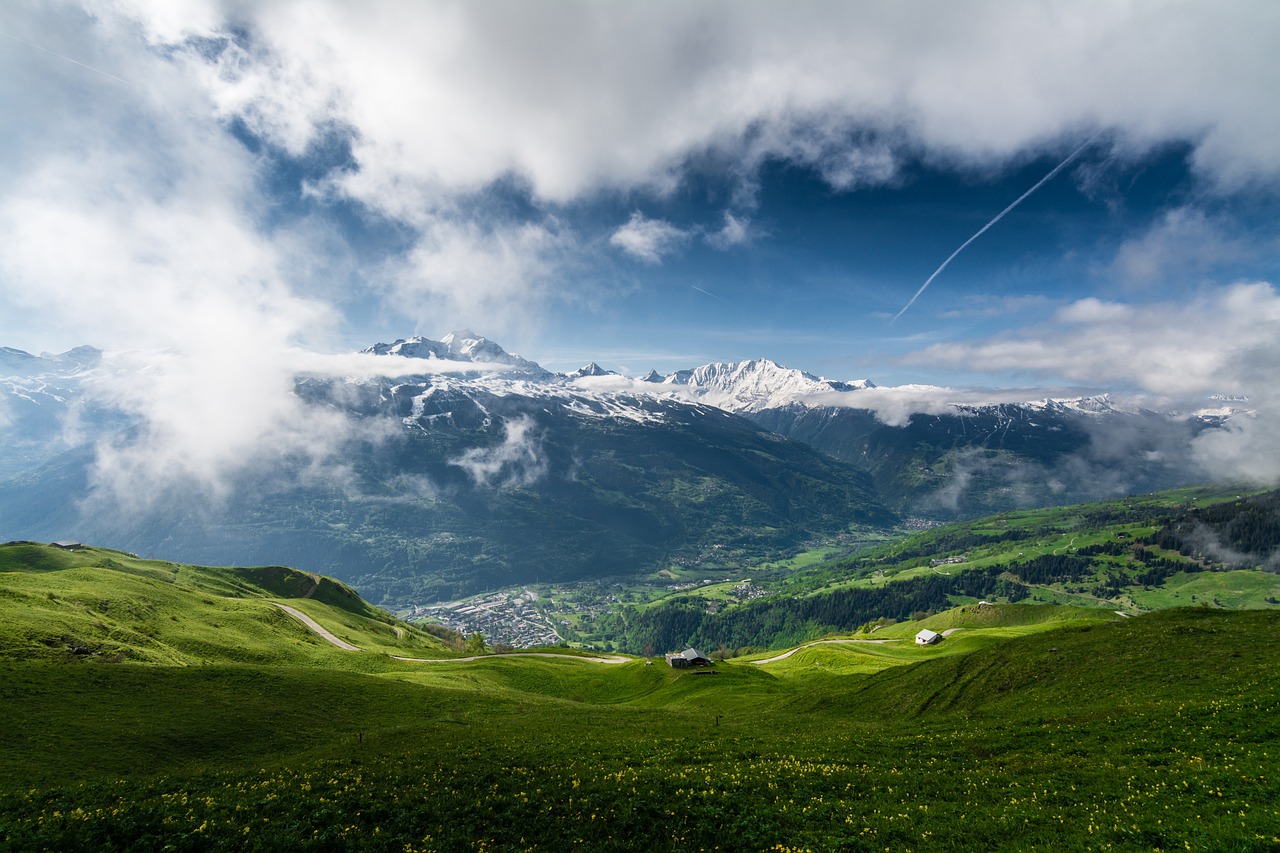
[706,211,752,250]
[907,284,1280,395]
[804,384,1095,428]
[450,415,547,488]
[903,282,1280,483]
[96,0,1280,208]
[388,219,574,337]
[9,1,1280,351]
[1109,207,1258,287]
[609,212,690,264]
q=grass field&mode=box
[3,541,1279,850]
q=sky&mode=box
[2,1,1280,488]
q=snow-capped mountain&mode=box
[363,331,552,379]
[565,362,617,379]
[360,340,880,416]
[651,359,874,413]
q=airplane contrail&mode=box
[2,30,133,86]
[893,132,1101,322]
[690,284,724,301]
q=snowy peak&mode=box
[364,333,551,378]
[657,358,874,413]
[0,345,101,377]
[566,362,617,379]
[363,336,451,360]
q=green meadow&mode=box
[2,541,1279,850]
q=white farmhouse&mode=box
[915,628,942,646]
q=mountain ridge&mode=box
[0,333,1254,600]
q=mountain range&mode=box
[0,332,1244,603]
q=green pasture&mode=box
[2,607,1277,851]
[2,540,1279,850]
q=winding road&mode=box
[274,603,362,651]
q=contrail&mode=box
[2,30,133,86]
[690,284,724,301]
[893,132,1100,322]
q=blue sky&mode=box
[2,1,1279,402]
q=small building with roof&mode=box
[915,628,942,646]
[665,647,712,668]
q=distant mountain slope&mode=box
[0,359,895,602]
[747,399,1218,518]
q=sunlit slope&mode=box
[805,607,1280,724]
[0,542,447,665]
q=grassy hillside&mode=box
[2,542,1278,850]
[0,542,448,666]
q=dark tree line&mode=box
[1006,554,1095,585]
[1148,490,1280,569]
[620,567,1028,654]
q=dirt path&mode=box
[274,603,361,651]
[393,652,629,664]
[751,637,902,665]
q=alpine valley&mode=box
[0,332,1245,605]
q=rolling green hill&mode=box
[2,541,1278,850]
[0,542,449,666]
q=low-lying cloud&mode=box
[450,415,548,489]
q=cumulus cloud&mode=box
[99,1,1280,203]
[388,220,574,335]
[450,415,548,488]
[52,0,1273,357]
[609,212,690,264]
[706,211,753,250]
[9,2,1280,342]
[1109,207,1259,287]
[907,284,1280,395]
